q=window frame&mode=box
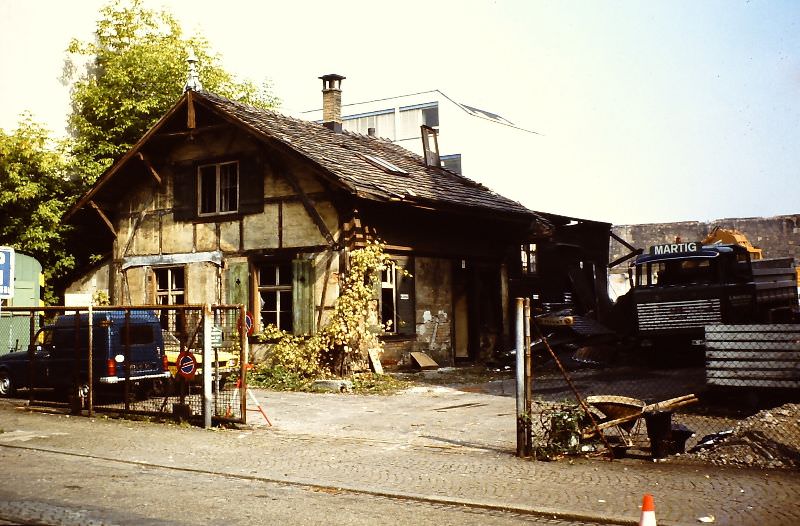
[379,261,398,334]
[153,266,186,332]
[197,160,240,217]
[255,261,294,333]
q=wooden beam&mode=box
[89,201,117,237]
[282,171,337,247]
[152,124,228,138]
[187,90,196,129]
[137,152,162,185]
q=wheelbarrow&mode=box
[585,395,645,448]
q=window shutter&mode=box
[395,256,415,336]
[172,164,196,221]
[238,157,264,215]
[292,259,315,334]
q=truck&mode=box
[628,241,798,361]
[0,310,171,398]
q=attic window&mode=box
[198,161,238,216]
[361,154,408,176]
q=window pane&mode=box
[172,269,185,290]
[156,269,169,291]
[279,311,292,332]
[259,264,277,286]
[422,106,439,127]
[279,290,292,312]
[278,262,292,285]
[220,163,238,212]
[261,310,278,328]
[199,166,217,214]
[261,290,277,311]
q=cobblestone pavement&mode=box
[0,386,798,526]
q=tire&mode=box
[0,370,16,397]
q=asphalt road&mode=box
[0,444,604,526]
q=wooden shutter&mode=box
[292,259,315,334]
[395,256,415,336]
[238,157,264,216]
[172,164,196,221]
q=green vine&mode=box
[255,241,399,377]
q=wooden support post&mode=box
[89,201,117,237]
[187,90,196,129]
[137,152,162,185]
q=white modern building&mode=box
[299,86,541,197]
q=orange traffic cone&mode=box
[639,494,657,526]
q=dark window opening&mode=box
[422,106,439,127]
[521,243,537,275]
[198,161,239,215]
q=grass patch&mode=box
[246,365,412,395]
[351,373,412,395]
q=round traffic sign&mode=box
[176,351,197,379]
[238,312,255,336]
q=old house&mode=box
[65,73,612,367]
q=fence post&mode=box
[202,303,213,429]
[28,310,35,407]
[87,304,93,417]
[515,298,526,457]
[72,312,81,415]
[239,304,248,425]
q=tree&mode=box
[64,0,279,184]
[0,116,78,303]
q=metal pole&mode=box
[524,297,532,456]
[87,304,93,417]
[72,313,81,415]
[515,298,525,457]
[202,303,212,429]
[124,310,131,413]
[28,310,35,407]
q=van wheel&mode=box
[0,371,15,397]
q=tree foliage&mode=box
[0,116,78,303]
[64,0,279,183]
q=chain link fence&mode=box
[523,317,800,467]
[0,305,248,425]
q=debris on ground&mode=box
[687,403,800,469]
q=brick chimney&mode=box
[319,74,345,132]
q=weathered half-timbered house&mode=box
[65,75,561,366]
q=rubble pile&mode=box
[689,403,800,469]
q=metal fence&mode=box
[0,305,248,426]
[515,303,799,467]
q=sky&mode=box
[0,0,798,225]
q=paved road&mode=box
[0,440,601,526]
[0,386,798,526]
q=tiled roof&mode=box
[196,91,540,220]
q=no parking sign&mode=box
[176,351,197,379]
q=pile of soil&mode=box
[688,403,800,469]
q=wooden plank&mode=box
[410,352,438,370]
[705,341,800,351]
[368,349,383,375]
[706,350,800,361]
[187,90,196,129]
[705,331,800,342]
[705,324,800,333]
[137,152,162,185]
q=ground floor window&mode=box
[256,261,293,332]
[154,266,185,332]
[380,261,397,333]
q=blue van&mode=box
[0,310,170,398]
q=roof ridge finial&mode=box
[184,47,202,92]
